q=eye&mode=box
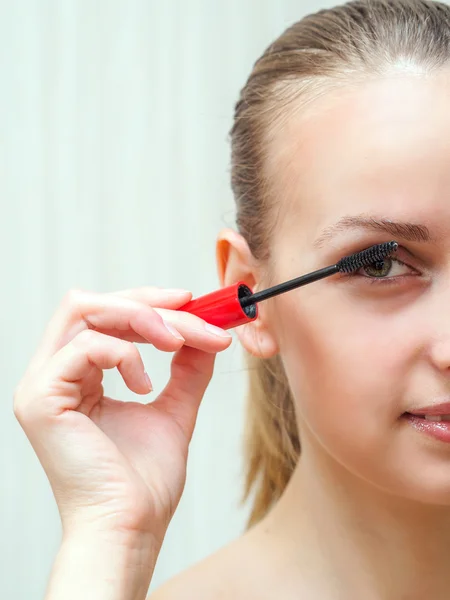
[334,243,423,287]
[354,253,419,284]
[361,256,406,278]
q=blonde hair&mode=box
[229,0,450,528]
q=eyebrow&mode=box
[313,215,437,249]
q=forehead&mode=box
[266,71,450,250]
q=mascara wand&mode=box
[178,241,398,331]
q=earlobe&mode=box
[215,228,279,359]
[237,316,279,359]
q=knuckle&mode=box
[13,389,24,420]
[172,357,205,380]
[13,401,26,423]
[62,288,86,310]
[13,379,33,423]
[146,305,162,320]
[13,403,24,422]
[124,341,141,361]
[73,328,98,347]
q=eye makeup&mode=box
[342,245,421,287]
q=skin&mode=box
[152,69,450,599]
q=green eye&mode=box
[363,257,393,278]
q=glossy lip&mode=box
[403,413,450,444]
[407,401,450,416]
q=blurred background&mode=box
[1,1,337,597]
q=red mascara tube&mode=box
[178,282,257,330]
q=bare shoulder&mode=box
[149,529,263,600]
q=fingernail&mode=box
[163,320,185,341]
[144,371,153,391]
[204,323,232,338]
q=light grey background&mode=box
[1,1,338,597]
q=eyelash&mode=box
[346,247,420,286]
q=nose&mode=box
[427,287,450,372]
[429,338,450,372]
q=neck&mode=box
[256,441,450,599]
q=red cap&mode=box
[177,281,258,330]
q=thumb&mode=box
[151,345,217,442]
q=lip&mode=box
[408,401,450,416]
[403,413,450,444]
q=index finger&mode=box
[112,287,192,305]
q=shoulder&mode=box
[149,529,264,600]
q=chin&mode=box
[396,475,450,506]
[324,441,450,508]
[390,436,450,505]
[368,462,450,507]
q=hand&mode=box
[13,287,232,545]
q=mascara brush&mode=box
[178,241,398,331]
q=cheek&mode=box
[277,289,417,450]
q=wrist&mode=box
[46,530,161,600]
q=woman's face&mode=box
[267,70,450,502]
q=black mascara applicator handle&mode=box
[177,241,398,331]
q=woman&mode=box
[14,0,450,597]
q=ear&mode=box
[216,228,279,359]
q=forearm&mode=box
[45,531,160,600]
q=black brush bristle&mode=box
[337,241,398,274]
